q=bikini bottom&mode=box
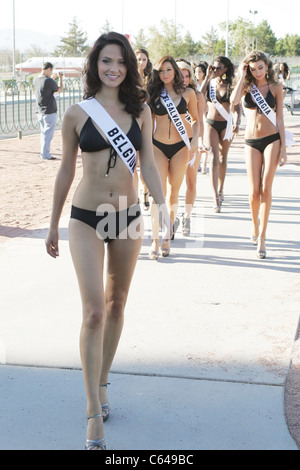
[153,138,191,160]
[70,203,141,242]
[206,119,227,136]
[245,133,280,153]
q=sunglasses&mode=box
[212,66,223,71]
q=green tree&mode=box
[54,17,89,56]
[283,34,300,55]
[201,27,220,56]
[255,20,277,53]
[99,20,114,34]
[132,29,149,50]
[147,19,185,62]
[226,18,253,56]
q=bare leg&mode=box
[218,136,231,200]
[206,123,220,209]
[150,147,168,256]
[185,152,201,218]
[259,140,281,241]
[168,147,189,223]
[100,230,143,391]
[69,219,106,445]
[245,145,262,239]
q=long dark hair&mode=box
[83,32,147,117]
[135,48,153,77]
[147,55,185,111]
[214,56,235,86]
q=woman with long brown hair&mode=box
[45,32,171,449]
[147,55,199,258]
[135,47,153,210]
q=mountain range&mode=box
[0,29,63,54]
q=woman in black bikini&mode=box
[231,51,287,259]
[147,56,199,258]
[45,32,171,450]
[177,60,204,236]
[201,56,240,212]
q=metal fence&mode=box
[1,73,300,137]
[0,78,82,137]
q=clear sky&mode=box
[0,0,299,46]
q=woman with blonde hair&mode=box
[147,55,199,258]
[231,51,288,258]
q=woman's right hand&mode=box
[45,228,59,258]
[239,62,248,77]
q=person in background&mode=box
[147,56,199,258]
[177,60,204,236]
[195,62,210,174]
[45,32,171,450]
[278,62,291,98]
[201,56,240,212]
[135,48,153,210]
[33,62,63,160]
[231,51,288,259]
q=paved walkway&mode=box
[0,117,299,450]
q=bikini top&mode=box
[244,89,276,110]
[79,116,142,153]
[153,96,187,116]
[207,84,231,103]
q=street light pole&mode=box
[174,0,177,41]
[225,0,229,56]
[249,9,258,50]
[12,0,16,79]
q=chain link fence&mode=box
[0,78,82,138]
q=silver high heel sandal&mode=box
[251,234,258,245]
[85,414,106,450]
[257,238,267,259]
[100,383,111,422]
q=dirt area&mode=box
[0,131,82,244]
[0,122,299,245]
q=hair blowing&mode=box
[83,32,147,118]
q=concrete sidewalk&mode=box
[0,134,299,450]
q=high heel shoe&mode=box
[161,239,170,257]
[182,215,191,236]
[257,238,267,259]
[171,217,180,240]
[99,383,111,422]
[251,234,258,245]
[213,197,221,213]
[85,414,106,450]
[218,190,224,205]
[143,191,150,211]
[149,240,159,260]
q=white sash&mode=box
[250,85,295,147]
[78,98,137,176]
[160,89,191,150]
[209,79,234,141]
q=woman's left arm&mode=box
[139,103,173,237]
[275,83,287,166]
[185,87,199,153]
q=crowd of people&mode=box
[44,32,292,450]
